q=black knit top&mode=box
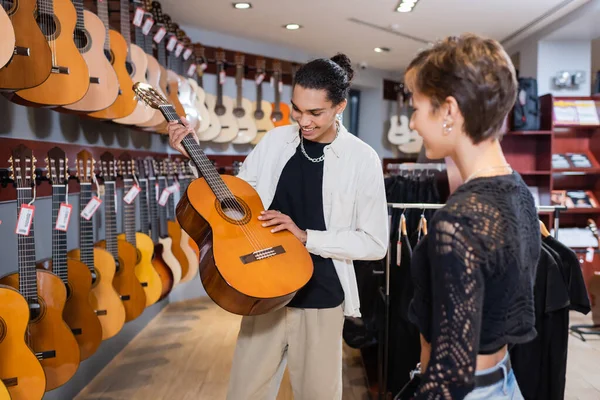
[408,172,541,399]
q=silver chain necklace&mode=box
[300,122,340,163]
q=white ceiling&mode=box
[544,0,600,40]
[158,0,591,71]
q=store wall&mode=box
[592,37,600,92]
[537,40,592,96]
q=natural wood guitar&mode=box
[270,60,291,127]
[96,152,147,322]
[0,379,9,400]
[0,284,46,400]
[0,6,15,69]
[133,83,314,315]
[251,57,275,145]
[163,159,190,281]
[0,0,52,90]
[212,48,239,143]
[189,47,211,134]
[175,160,199,283]
[67,150,126,340]
[11,0,90,106]
[37,147,102,361]
[0,145,80,391]
[232,52,258,144]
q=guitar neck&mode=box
[147,177,159,242]
[72,0,85,30]
[104,182,119,260]
[256,75,263,106]
[138,179,150,236]
[97,0,111,51]
[79,183,96,269]
[157,177,168,237]
[235,64,243,107]
[216,62,224,106]
[120,0,132,62]
[123,178,138,246]
[274,72,281,110]
[165,175,175,221]
[38,0,55,16]
[51,185,69,284]
[16,188,38,302]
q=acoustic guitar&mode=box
[0,0,52,91]
[212,48,239,143]
[188,47,211,134]
[0,145,80,391]
[387,83,416,146]
[67,150,126,340]
[140,157,174,300]
[163,159,190,281]
[37,147,102,361]
[250,57,275,145]
[0,379,9,400]
[0,284,46,400]
[195,45,222,142]
[117,153,163,307]
[232,52,258,144]
[172,27,200,132]
[0,6,15,69]
[60,0,119,113]
[133,83,313,315]
[86,0,137,120]
[271,60,291,127]
[95,152,147,322]
[174,160,199,283]
[11,0,90,106]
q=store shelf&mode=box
[563,208,600,215]
[506,130,553,136]
[552,167,600,175]
[519,170,552,176]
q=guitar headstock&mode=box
[76,150,95,184]
[99,152,117,182]
[272,60,282,75]
[133,82,168,110]
[46,146,68,186]
[118,153,136,179]
[136,158,147,180]
[9,144,36,189]
[256,57,266,74]
[151,0,164,25]
[149,157,160,178]
[235,52,245,66]
[216,48,226,64]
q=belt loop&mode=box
[500,362,508,395]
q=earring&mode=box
[442,120,453,135]
[336,113,342,121]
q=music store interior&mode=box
[1,0,600,399]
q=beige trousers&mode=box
[226,305,345,400]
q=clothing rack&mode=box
[386,163,447,172]
[376,202,568,399]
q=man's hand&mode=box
[259,210,307,244]
[166,117,199,159]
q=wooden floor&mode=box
[76,298,600,400]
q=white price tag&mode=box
[255,73,265,85]
[279,81,283,93]
[133,7,145,27]
[158,189,170,206]
[153,27,166,43]
[142,17,154,35]
[15,204,35,236]
[175,42,184,57]
[124,185,141,204]
[81,196,103,221]
[219,70,226,85]
[166,184,178,194]
[155,183,159,201]
[55,203,72,232]
[166,36,177,51]
[586,247,595,263]
[270,76,274,87]
[183,48,193,60]
[187,63,197,77]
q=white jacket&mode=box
[191,123,389,317]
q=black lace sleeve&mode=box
[415,212,486,400]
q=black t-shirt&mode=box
[268,137,344,309]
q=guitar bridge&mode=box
[13,46,30,56]
[35,350,56,360]
[240,245,285,264]
[90,77,100,84]
[51,66,70,75]
[2,377,17,387]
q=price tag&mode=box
[153,27,166,43]
[158,189,170,206]
[586,247,595,263]
[200,63,208,71]
[124,185,141,204]
[155,183,159,201]
[15,204,35,236]
[166,36,178,51]
[187,63,197,77]
[255,73,265,85]
[183,48,193,60]
[142,17,154,35]
[133,7,145,27]
[270,76,275,87]
[219,70,226,85]
[175,42,184,57]
[55,203,72,232]
[279,81,283,93]
[166,184,178,194]
[81,196,102,221]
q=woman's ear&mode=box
[335,99,348,115]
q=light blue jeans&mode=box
[464,352,524,400]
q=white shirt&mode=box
[234,123,389,317]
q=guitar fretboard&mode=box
[97,0,111,51]
[51,185,69,284]
[17,188,38,302]
[235,64,243,108]
[123,178,138,247]
[147,177,159,242]
[120,0,132,62]
[79,183,96,269]
[157,177,169,238]
[104,182,119,259]
[216,62,224,107]
[72,0,85,30]
[139,179,150,235]
[38,0,55,16]
[165,175,176,221]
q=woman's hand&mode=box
[167,117,199,159]
[259,210,307,244]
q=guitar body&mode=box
[0,0,52,91]
[87,30,136,120]
[0,285,46,400]
[177,74,200,131]
[232,98,258,144]
[61,10,119,113]
[117,232,162,307]
[96,240,147,322]
[271,102,291,127]
[212,96,239,143]
[11,0,90,106]
[152,244,174,300]
[136,54,165,128]
[180,230,199,283]
[188,78,211,133]
[0,270,80,391]
[36,258,102,361]
[0,7,15,69]
[199,93,222,141]
[167,221,189,282]
[251,99,276,145]
[164,70,186,124]
[67,248,126,340]
[158,236,182,286]
[176,175,313,315]
[387,115,414,145]
[114,44,154,125]
[0,380,9,400]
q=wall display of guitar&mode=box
[0,0,52,91]
[188,47,211,134]
[0,283,46,400]
[0,6,15,69]
[387,83,415,145]
[195,46,222,141]
[96,152,147,322]
[231,52,257,144]
[86,0,137,120]
[68,150,126,340]
[270,60,291,128]
[251,57,275,145]
[0,144,81,391]
[132,82,313,315]
[59,0,120,113]
[37,147,102,361]
[172,27,200,132]
[212,48,239,143]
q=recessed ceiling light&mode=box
[233,2,251,9]
[397,5,413,12]
[374,47,390,53]
[396,0,418,12]
[284,23,302,30]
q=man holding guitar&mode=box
[167,53,388,400]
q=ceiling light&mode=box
[396,0,419,12]
[233,2,251,9]
[374,47,390,53]
[284,23,302,30]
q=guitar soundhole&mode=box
[0,317,6,343]
[104,49,114,64]
[29,298,46,323]
[214,104,226,116]
[2,0,16,15]
[254,109,264,120]
[215,196,252,225]
[272,111,283,122]
[90,269,99,287]
[74,28,91,52]
[115,259,121,273]
[233,107,245,118]
[37,13,59,40]
[125,61,135,78]
[65,283,73,301]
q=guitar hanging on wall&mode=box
[270,60,291,127]
[212,48,239,143]
[231,52,257,144]
[0,6,15,69]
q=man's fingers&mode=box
[270,224,289,233]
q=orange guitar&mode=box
[271,60,291,127]
[0,145,80,391]
[37,147,102,361]
[133,83,313,315]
